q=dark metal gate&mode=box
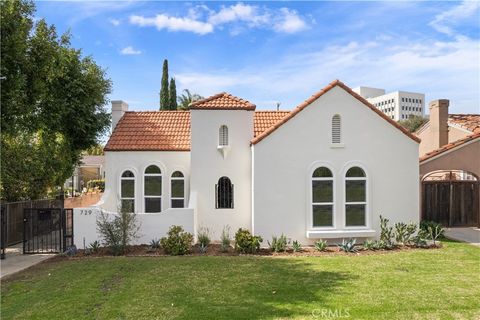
[23,208,73,254]
[422,181,480,227]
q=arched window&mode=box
[144,165,162,213]
[216,177,233,209]
[171,171,185,208]
[312,167,334,227]
[332,115,341,144]
[219,125,229,146]
[121,170,135,212]
[345,167,366,226]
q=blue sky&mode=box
[35,1,480,114]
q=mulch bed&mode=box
[68,242,442,259]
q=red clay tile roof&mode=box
[419,132,480,162]
[105,110,288,151]
[104,111,191,151]
[254,111,291,137]
[448,114,480,133]
[251,80,421,145]
[189,92,256,110]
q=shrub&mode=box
[314,239,328,252]
[86,179,105,192]
[197,227,211,254]
[160,225,193,255]
[414,229,429,247]
[149,238,161,249]
[394,222,417,245]
[88,240,100,253]
[268,234,288,252]
[363,239,376,250]
[234,228,263,254]
[427,224,444,246]
[292,240,302,252]
[220,225,231,252]
[379,215,395,249]
[96,209,140,255]
[338,238,358,253]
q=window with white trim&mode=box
[171,171,185,208]
[120,170,135,212]
[219,125,229,146]
[345,167,367,226]
[331,115,341,144]
[312,167,334,227]
[144,165,162,213]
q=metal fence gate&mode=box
[422,181,480,227]
[23,208,73,254]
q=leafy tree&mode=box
[159,59,169,110]
[169,78,178,110]
[178,89,204,110]
[84,144,104,156]
[398,115,428,133]
[0,0,111,201]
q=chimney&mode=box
[429,99,449,149]
[111,100,129,131]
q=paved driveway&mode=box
[0,243,54,279]
[444,227,480,246]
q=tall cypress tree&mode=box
[169,78,178,110]
[159,59,169,110]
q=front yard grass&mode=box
[1,240,479,320]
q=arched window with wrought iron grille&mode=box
[216,176,233,209]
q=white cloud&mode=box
[175,36,479,113]
[129,3,309,35]
[109,18,120,26]
[120,46,142,55]
[430,1,480,36]
[129,14,213,35]
[273,8,309,34]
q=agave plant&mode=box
[292,240,302,252]
[338,238,358,253]
[314,239,328,252]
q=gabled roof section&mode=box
[104,111,191,152]
[254,111,290,137]
[420,132,480,162]
[448,114,480,133]
[251,80,421,145]
[189,92,256,110]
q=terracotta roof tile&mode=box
[105,110,289,151]
[251,80,420,145]
[419,132,480,162]
[189,92,256,110]
[448,114,480,133]
[254,111,290,137]
[104,111,191,151]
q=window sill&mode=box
[330,143,345,149]
[306,229,376,239]
[217,145,230,159]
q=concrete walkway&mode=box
[444,227,480,246]
[1,243,55,279]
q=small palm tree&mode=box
[178,89,203,110]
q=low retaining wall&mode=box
[73,208,195,247]
[65,193,102,208]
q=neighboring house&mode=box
[418,100,480,227]
[65,155,105,193]
[353,86,425,121]
[78,80,420,244]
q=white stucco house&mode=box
[74,80,420,246]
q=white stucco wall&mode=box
[102,151,190,213]
[73,206,195,247]
[252,86,420,245]
[190,110,253,240]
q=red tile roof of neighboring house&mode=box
[104,111,191,151]
[254,111,291,137]
[251,80,421,145]
[189,92,256,110]
[105,110,288,151]
[448,114,480,133]
[419,132,480,162]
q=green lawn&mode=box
[1,241,479,320]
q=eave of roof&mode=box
[251,79,421,145]
[189,92,256,110]
[419,132,480,163]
